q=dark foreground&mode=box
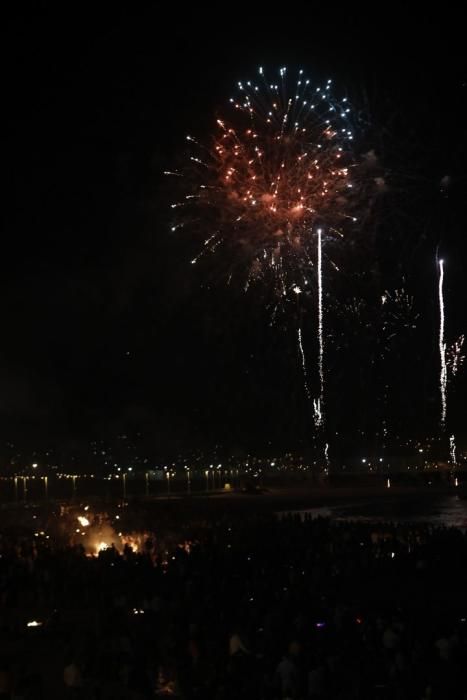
[1,489,467,698]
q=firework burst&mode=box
[381,288,419,349]
[167,66,365,298]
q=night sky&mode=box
[2,7,467,457]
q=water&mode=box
[279,494,467,529]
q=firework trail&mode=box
[438,257,447,427]
[436,258,463,458]
[296,227,325,431]
[297,326,311,399]
[450,434,457,467]
[313,398,323,429]
[317,228,324,423]
[446,336,464,473]
[299,318,323,429]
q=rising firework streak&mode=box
[438,258,447,427]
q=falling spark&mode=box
[450,434,457,466]
[438,258,447,426]
[447,334,465,378]
[324,441,329,467]
[380,287,419,355]
[313,398,323,428]
[298,327,311,399]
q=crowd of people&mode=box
[0,510,466,698]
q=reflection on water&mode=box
[279,494,467,529]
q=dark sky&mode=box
[2,6,467,456]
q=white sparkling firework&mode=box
[298,327,311,399]
[378,287,420,362]
[438,258,447,427]
[450,434,457,466]
[316,227,325,425]
[447,334,465,379]
[313,397,323,428]
[382,288,417,322]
